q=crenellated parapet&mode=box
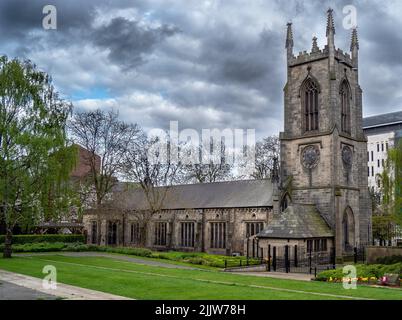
[288,47,327,67]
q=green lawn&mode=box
[0,254,401,300]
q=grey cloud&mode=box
[91,17,179,69]
[0,0,401,138]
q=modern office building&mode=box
[363,111,402,192]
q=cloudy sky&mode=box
[1,0,401,138]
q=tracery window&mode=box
[340,80,351,133]
[301,78,319,132]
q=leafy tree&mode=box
[0,56,75,258]
[373,139,402,245]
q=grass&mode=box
[2,242,261,268]
[1,254,401,300]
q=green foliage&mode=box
[148,251,261,268]
[372,139,402,242]
[316,263,402,281]
[0,234,84,244]
[0,56,77,248]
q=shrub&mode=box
[0,234,85,244]
[316,263,402,282]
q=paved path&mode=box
[0,270,132,300]
[0,280,58,300]
[17,252,198,270]
[229,271,314,282]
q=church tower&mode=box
[280,9,371,259]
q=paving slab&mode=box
[0,280,59,300]
[229,271,314,282]
[0,270,132,300]
[17,252,198,270]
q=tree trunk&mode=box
[3,229,12,258]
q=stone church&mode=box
[83,10,372,261]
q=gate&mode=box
[266,245,336,275]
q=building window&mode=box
[321,239,327,251]
[107,221,117,245]
[367,166,370,177]
[154,222,167,246]
[371,151,374,162]
[180,222,195,247]
[91,221,97,244]
[386,143,389,151]
[381,143,384,152]
[340,80,351,133]
[130,222,140,244]
[301,78,319,132]
[377,144,379,152]
[307,239,328,252]
[314,239,320,252]
[371,166,374,176]
[210,222,226,249]
[246,222,264,237]
[378,159,380,168]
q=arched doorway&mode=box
[342,207,355,252]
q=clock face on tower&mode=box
[342,146,353,169]
[301,145,320,169]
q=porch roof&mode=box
[257,204,334,239]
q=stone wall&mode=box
[83,207,273,256]
[366,246,402,264]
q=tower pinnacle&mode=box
[350,28,359,51]
[311,36,319,53]
[285,22,294,49]
[326,8,335,36]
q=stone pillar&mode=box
[100,219,107,245]
[335,188,343,262]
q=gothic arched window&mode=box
[340,80,351,134]
[301,78,319,132]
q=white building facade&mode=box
[363,111,402,246]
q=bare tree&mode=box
[237,135,280,180]
[69,109,140,244]
[121,132,181,246]
[180,139,233,183]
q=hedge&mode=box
[0,234,85,244]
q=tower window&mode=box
[340,80,351,133]
[301,78,319,132]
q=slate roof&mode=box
[257,204,334,239]
[113,179,273,210]
[363,111,402,128]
